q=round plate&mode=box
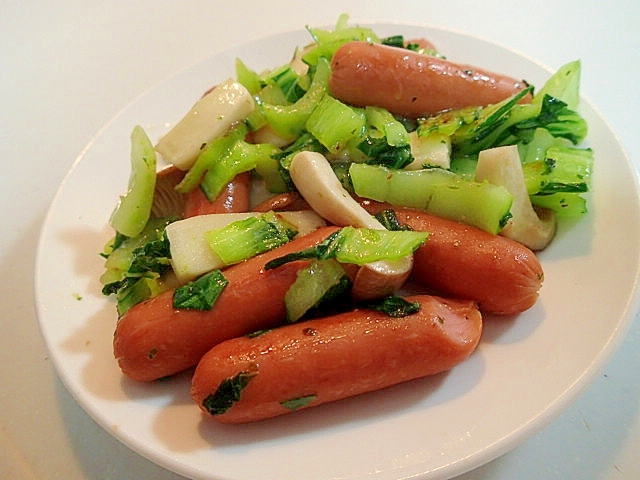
[35,23,640,480]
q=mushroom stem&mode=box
[289,151,384,229]
[289,151,413,300]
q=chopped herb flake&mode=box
[280,394,317,410]
[367,295,420,317]
[373,209,412,231]
[202,370,257,415]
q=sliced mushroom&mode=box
[475,145,556,251]
[289,151,385,229]
[289,151,413,300]
[155,78,255,170]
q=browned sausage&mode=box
[183,172,252,218]
[191,294,482,423]
[329,41,531,117]
[252,192,311,213]
[362,203,543,315]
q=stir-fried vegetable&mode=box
[263,227,428,270]
[166,210,326,284]
[205,212,297,266]
[284,259,350,323]
[100,217,174,315]
[155,78,255,170]
[349,163,513,234]
[109,126,157,238]
[476,145,557,250]
[101,14,593,317]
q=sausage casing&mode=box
[191,294,482,423]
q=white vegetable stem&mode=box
[155,78,255,170]
[289,151,412,300]
[476,145,556,251]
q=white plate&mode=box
[35,23,640,480]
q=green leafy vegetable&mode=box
[202,371,257,415]
[523,145,593,195]
[520,141,593,215]
[531,192,588,216]
[354,106,414,168]
[448,87,534,155]
[115,277,166,318]
[280,395,317,410]
[175,123,248,194]
[284,259,351,323]
[235,58,262,95]
[364,106,410,147]
[367,296,421,317]
[302,14,380,67]
[274,131,326,189]
[205,211,297,266]
[264,64,307,103]
[519,127,564,164]
[173,270,229,310]
[373,209,412,231]
[265,229,343,270]
[253,150,289,194]
[109,125,157,237]
[349,163,513,234]
[305,94,366,153]
[381,34,443,57]
[334,227,427,265]
[532,59,581,110]
[416,60,587,162]
[381,35,405,48]
[264,227,428,270]
[200,140,279,201]
[261,57,331,140]
[511,94,587,145]
[100,217,174,316]
[359,138,413,169]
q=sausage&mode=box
[150,166,187,219]
[253,192,311,213]
[363,203,543,315]
[183,172,252,218]
[329,41,531,117]
[191,294,482,423]
[113,226,340,382]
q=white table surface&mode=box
[2,1,638,479]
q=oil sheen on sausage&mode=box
[191,294,482,423]
[329,41,531,117]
